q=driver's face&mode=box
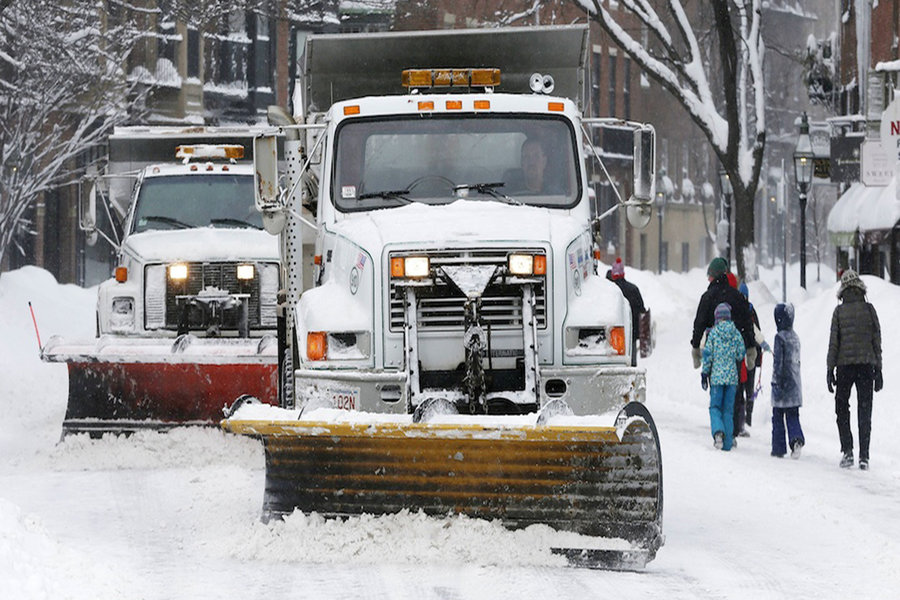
[521,141,547,173]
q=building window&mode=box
[592,47,601,118]
[608,51,617,117]
[187,28,200,78]
[623,56,631,120]
[682,242,690,272]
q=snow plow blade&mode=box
[42,335,277,436]
[222,402,663,566]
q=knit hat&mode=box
[611,257,625,280]
[714,302,732,323]
[738,282,749,298]
[837,269,866,298]
[707,257,728,278]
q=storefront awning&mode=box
[827,177,900,245]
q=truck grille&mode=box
[144,262,278,331]
[388,249,547,331]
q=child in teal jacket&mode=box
[701,302,746,451]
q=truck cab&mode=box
[91,138,280,339]
[258,26,654,418]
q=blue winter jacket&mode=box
[772,303,802,408]
[701,320,746,385]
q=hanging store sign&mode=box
[861,140,893,186]
[879,94,900,162]
[830,133,862,183]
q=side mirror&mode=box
[80,183,99,245]
[633,128,655,202]
[253,134,286,235]
[626,203,653,229]
[627,127,655,230]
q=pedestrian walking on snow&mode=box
[606,257,646,367]
[701,302,746,451]
[735,281,769,436]
[771,303,805,458]
[691,258,756,371]
[826,270,882,470]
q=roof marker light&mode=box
[344,105,360,116]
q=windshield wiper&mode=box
[454,182,521,205]
[210,217,260,230]
[140,215,192,229]
[357,189,412,203]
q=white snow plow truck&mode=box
[42,127,281,436]
[222,26,663,569]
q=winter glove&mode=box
[874,368,883,392]
[701,373,709,391]
[827,369,835,394]
[761,341,772,354]
[745,347,757,370]
[691,346,702,369]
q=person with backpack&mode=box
[826,270,883,470]
[691,258,756,371]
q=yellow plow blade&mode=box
[225,405,663,561]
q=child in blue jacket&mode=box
[701,302,746,451]
[771,302,805,458]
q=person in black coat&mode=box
[735,281,765,436]
[691,257,756,370]
[826,269,882,470]
[606,257,646,367]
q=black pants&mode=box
[733,366,756,432]
[834,364,874,461]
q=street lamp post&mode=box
[718,169,733,266]
[793,112,814,289]
[656,190,666,274]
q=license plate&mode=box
[328,386,360,411]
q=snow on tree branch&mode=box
[0,1,147,266]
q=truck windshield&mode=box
[131,174,261,233]
[332,115,580,212]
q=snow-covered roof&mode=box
[827,178,900,238]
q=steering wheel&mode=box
[405,175,456,193]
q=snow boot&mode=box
[714,431,724,450]
[859,459,869,471]
[790,439,803,459]
[839,453,854,468]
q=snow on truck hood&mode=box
[331,200,586,250]
[124,228,279,263]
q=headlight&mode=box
[168,263,188,280]
[236,264,255,280]
[508,253,546,276]
[508,254,533,276]
[391,256,430,278]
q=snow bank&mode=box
[0,498,123,600]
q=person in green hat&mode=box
[690,257,756,371]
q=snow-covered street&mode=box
[2,264,899,599]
